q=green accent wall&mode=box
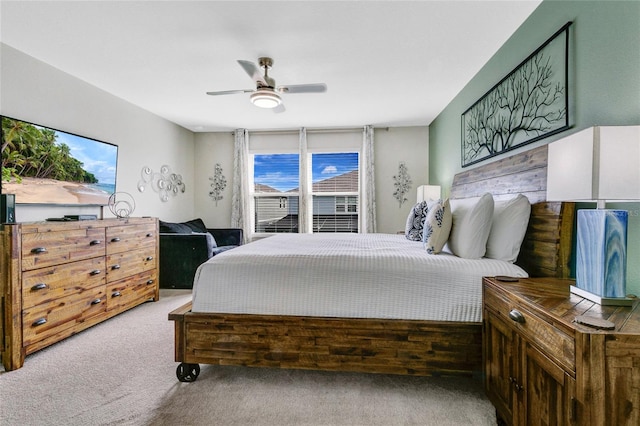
[429,0,640,294]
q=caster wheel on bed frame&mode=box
[176,363,200,382]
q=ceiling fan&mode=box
[206,57,327,112]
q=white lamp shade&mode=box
[547,125,640,202]
[416,185,441,203]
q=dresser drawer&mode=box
[107,270,157,313]
[21,227,106,270]
[22,287,107,348]
[106,223,157,255]
[106,248,156,282]
[484,287,575,373]
[22,257,106,309]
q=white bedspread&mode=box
[191,233,527,322]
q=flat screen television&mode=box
[1,116,118,205]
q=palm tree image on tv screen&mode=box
[1,117,118,205]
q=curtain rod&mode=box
[232,126,390,136]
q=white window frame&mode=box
[248,129,362,236]
[307,151,360,233]
[250,152,300,235]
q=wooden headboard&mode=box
[450,145,575,278]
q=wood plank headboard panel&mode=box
[450,145,575,279]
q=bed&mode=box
[169,145,575,382]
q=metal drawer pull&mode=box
[509,309,526,324]
[91,298,102,305]
[31,283,48,291]
[146,256,154,261]
[146,233,153,237]
[111,264,121,270]
[111,237,121,243]
[32,318,47,327]
[31,247,47,254]
[89,239,102,246]
[90,269,102,276]
[112,291,122,298]
[508,376,523,392]
[146,279,154,285]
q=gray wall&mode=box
[375,126,430,233]
[1,44,196,222]
[193,126,430,233]
[428,1,640,294]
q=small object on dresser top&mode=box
[495,275,519,282]
[46,217,72,221]
[574,315,616,330]
[64,214,98,221]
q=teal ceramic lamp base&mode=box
[573,209,633,306]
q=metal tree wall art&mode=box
[209,163,227,206]
[392,161,412,208]
[461,22,571,167]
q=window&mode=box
[249,130,362,235]
[253,153,299,233]
[311,152,359,233]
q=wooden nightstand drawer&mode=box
[484,284,575,373]
[22,257,106,309]
[484,277,640,425]
[505,304,574,373]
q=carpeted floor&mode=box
[0,290,496,425]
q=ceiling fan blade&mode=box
[278,83,327,94]
[272,104,286,114]
[206,89,253,96]
[237,60,267,86]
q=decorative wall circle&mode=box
[108,192,136,218]
[137,165,186,202]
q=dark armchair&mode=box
[159,218,243,289]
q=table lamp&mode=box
[547,125,639,305]
[416,185,441,203]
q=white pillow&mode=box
[485,194,531,263]
[404,201,429,241]
[447,193,494,259]
[422,198,452,254]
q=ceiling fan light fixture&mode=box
[250,89,281,108]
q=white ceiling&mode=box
[0,1,541,132]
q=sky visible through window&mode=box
[254,152,358,192]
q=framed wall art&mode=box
[461,22,572,167]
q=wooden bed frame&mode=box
[169,145,575,382]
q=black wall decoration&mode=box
[461,22,572,167]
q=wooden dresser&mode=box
[0,217,159,371]
[483,276,640,426]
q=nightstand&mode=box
[482,276,640,426]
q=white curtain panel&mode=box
[298,127,311,233]
[362,125,377,233]
[231,129,250,240]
